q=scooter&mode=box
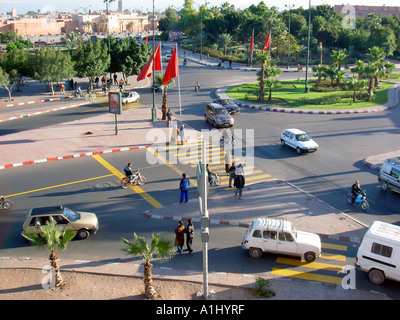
[121,170,147,188]
[0,195,13,210]
[347,190,369,211]
[209,173,222,186]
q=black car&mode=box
[213,98,240,114]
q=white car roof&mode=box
[251,218,292,233]
[284,128,306,134]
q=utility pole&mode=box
[305,0,312,93]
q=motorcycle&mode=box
[121,170,147,188]
[347,190,369,211]
[220,135,236,147]
[0,195,13,210]
[183,59,188,66]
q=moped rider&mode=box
[124,162,137,183]
[351,180,362,203]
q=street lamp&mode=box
[104,0,116,81]
[285,4,294,70]
[304,0,311,93]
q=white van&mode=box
[356,220,400,284]
[241,218,321,262]
[379,158,400,193]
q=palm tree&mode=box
[22,222,75,288]
[155,73,175,120]
[330,49,347,71]
[218,33,233,55]
[312,65,328,84]
[121,232,176,299]
[255,50,270,102]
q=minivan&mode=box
[356,220,400,284]
[241,218,321,262]
[204,103,234,128]
[379,158,400,193]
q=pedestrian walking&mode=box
[224,151,231,175]
[119,79,124,91]
[235,163,245,176]
[60,84,65,95]
[186,219,194,253]
[170,125,179,145]
[95,77,99,88]
[234,174,245,200]
[228,162,236,188]
[174,221,186,254]
[113,73,118,85]
[179,173,190,203]
[179,125,186,145]
[166,109,173,127]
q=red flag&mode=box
[263,32,271,52]
[145,35,148,44]
[250,30,254,55]
[162,46,178,85]
[136,43,161,81]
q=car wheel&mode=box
[304,251,316,262]
[281,139,285,147]
[296,147,301,154]
[249,248,263,259]
[76,229,89,240]
[381,181,389,191]
[368,269,385,285]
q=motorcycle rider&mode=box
[351,180,362,203]
[124,162,137,183]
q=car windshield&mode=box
[291,225,297,239]
[221,100,234,105]
[215,108,228,115]
[295,134,310,142]
[63,207,80,222]
[121,92,129,97]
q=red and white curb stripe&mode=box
[0,145,152,170]
[0,96,75,109]
[0,101,90,123]
[215,87,392,115]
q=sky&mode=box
[1,0,400,15]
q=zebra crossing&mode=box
[159,139,276,187]
[271,241,352,285]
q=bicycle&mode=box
[85,92,97,100]
[220,135,237,147]
[0,195,13,210]
[209,173,221,186]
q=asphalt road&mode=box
[2,55,400,297]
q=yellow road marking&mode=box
[275,257,344,272]
[6,174,114,198]
[271,268,343,285]
[92,154,163,208]
[321,252,347,262]
[322,243,348,251]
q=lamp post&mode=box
[304,0,311,93]
[151,0,157,121]
[285,4,294,70]
[104,0,116,81]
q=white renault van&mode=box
[241,218,321,262]
[356,220,400,284]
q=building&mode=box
[334,5,400,18]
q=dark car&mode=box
[204,103,234,128]
[213,98,240,114]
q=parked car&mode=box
[164,54,171,62]
[280,128,319,154]
[21,205,99,241]
[204,103,234,128]
[213,98,240,114]
[242,218,321,262]
[356,220,400,284]
[379,158,400,193]
[121,91,140,105]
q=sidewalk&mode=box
[0,68,397,300]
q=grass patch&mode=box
[226,79,392,109]
[387,72,400,81]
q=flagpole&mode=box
[250,29,254,67]
[151,0,157,121]
[177,44,182,123]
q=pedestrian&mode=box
[179,173,190,203]
[186,219,194,254]
[113,73,118,85]
[170,125,179,145]
[119,79,124,91]
[228,162,236,188]
[224,151,231,175]
[235,163,244,176]
[101,76,106,86]
[179,125,186,145]
[234,174,245,200]
[174,221,186,254]
[60,84,65,95]
[95,76,99,88]
[166,109,173,127]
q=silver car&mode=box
[204,103,234,128]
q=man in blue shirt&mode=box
[179,173,190,203]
